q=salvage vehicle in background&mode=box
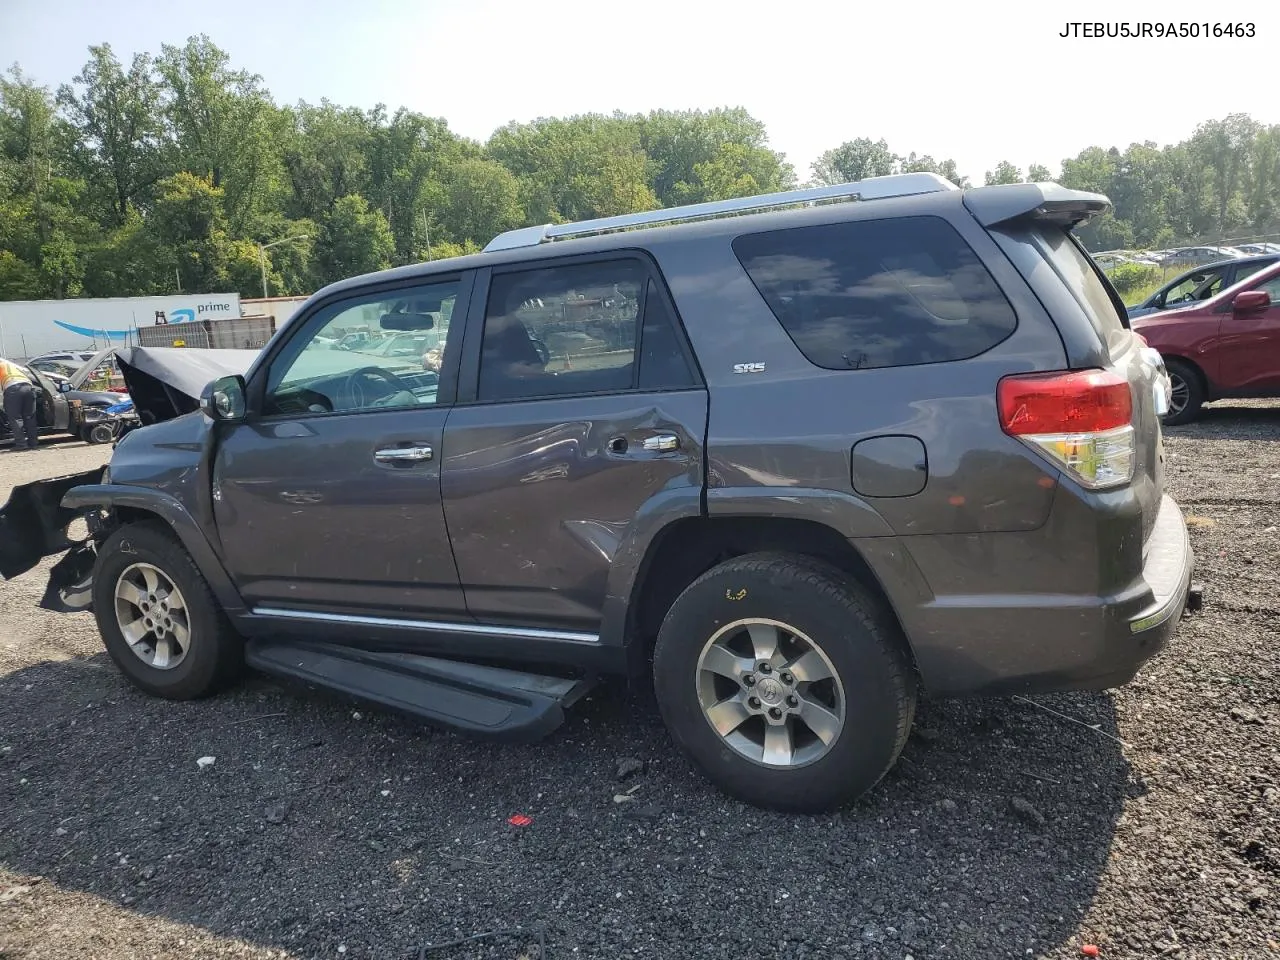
[1,175,1197,813]
[0,356,124,446]
[1133,259,1280,424]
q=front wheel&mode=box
[92,521,244,700]
[653,553,916,812]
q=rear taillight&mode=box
[998,369,1135,490]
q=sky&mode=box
[0,0,1276,185]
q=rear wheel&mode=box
[92,521,244,700]
[1162,359,1205,426]
[652,553,916,812]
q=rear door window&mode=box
[731,216,1017,370]
[1033,228,1131,349]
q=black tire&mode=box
[92,521,244,700]
[1162,359,1205,426]
[652,552,916,812]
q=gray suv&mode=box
[26,174,1197,812]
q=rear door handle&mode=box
[642,434,680,452]
[374,445,433,463]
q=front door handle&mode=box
[374,445,433,463]
[642,434,680,452]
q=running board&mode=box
[245,640,594,741]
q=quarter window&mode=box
[733,216,1018,371]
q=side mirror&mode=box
[201,375,247,422]
[1233,290,1271,313]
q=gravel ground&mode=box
[2,406,1278,960]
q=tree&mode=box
[315,194,394,281]
[57,44,168,225]
[147,171,230,292]
[898,152,970,188]
[811,138,898,185]
[638,107,794,205]
[487,114,657,223]
[438,157,523,247]
[1190,113,1261,235]
[1027,163,1053,182]
[366,108,474,263]
[81,210,172,297]
[984,161,1023,185]
[155,35,280,231]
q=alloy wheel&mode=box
[113,562,191,670]
[695,618,846,768]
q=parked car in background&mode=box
[1127,254,1280,319]
[1237,242,1280,256]
[30,349,100,366]
[1,347,135,445]
[1094,251,1159,270]
[1158,246,1248,266]
[1133,259,1280,424]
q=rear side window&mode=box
[732,216,1017,370]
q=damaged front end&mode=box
[4,346,259,616]
[0,467,109,612]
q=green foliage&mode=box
[813,141,974,189]
[316,194,394,279]
[985,161,1023,186]
[812,138,898,185]
[1,34,1278,309]
[57,44,167,225]
[439,157,523,246]
[1105,262,1160,296]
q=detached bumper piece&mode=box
[0,468,106,581]
[245,640,594,741]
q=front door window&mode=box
[265,281,459,416]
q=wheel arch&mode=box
[62,484,246,615]
[616,513,922,681]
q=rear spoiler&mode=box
[963,182,1112,229]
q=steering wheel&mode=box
[345,366,414,408]
[530,335,551,365]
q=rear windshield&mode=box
[1037,227,1130,342]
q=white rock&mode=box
[196,756,215,768]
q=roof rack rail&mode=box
[482,172,958,252]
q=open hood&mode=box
[67,346,120,389]
[113,347,258,425]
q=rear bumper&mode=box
[895,494,1195,696]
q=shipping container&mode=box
[136,314,277,350]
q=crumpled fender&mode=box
[60,483,245,615]
[0,468,106,580]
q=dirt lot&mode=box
[2,407,1278,960]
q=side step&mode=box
[245,640,594,741]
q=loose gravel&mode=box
[2,404,1278,960]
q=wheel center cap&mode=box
[756,677,784,704]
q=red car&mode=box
[1132,259,1280,424]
